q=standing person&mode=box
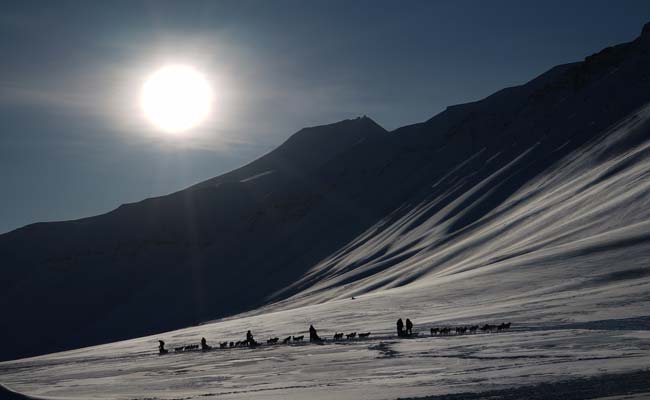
[309,324,322,342]
[158,340,168,355]
[397,318,404,337]
[201,337,211,350]
[405,318,413,336]
[246,330,256,346]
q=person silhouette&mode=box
[201,337,211,350]
[246,330,256,346]
[309,324,322,342]
[405,318,413,336]
[158,340,168,355]
[397,318,404,337]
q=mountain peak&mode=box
[272,115,386,171]
[641,22,650,40]
[296,115,385,134]
[281,115,387,152]
[189,115,387,190]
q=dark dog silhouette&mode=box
[282,336,291,344]
[358,332,371,338]
[497,322,511,332]
[346,332,357,339]
[292,335,304,342]
[267,337,279,344]
[333,332,344,340]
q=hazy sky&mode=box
[2,0,650,234]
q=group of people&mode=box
[396,318,414,337]
[158,318,514,355]
[158,324,325,354]
[158,320,417,355]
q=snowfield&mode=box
[1,286,650,399]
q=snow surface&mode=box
[239,170,275,183]
[1,286,649,399]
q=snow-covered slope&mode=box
[2,25,650,392]
[277,76,650,308]
[267,24,650,307]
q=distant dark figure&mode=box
[282,336,291,344]
[292,335,304,342]
[358,332,371,338]
[246,330,256,346]
[158,340,168,355]
[201,337,211,350]
[405,319,413,336]
[309,324,322,342]
[397,318,404,337]
[333,332,344,340]
[497,322,511,332]
[267,337,279,344]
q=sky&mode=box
[1,0,650,234]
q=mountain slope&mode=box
[269,24,650,304]
[2,24,650,363]
[0,116,391,361]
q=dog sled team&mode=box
[430,322,511,336]
[158,319,512,355]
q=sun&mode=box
[141,65,213,133]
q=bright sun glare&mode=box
[141,65,213,133]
